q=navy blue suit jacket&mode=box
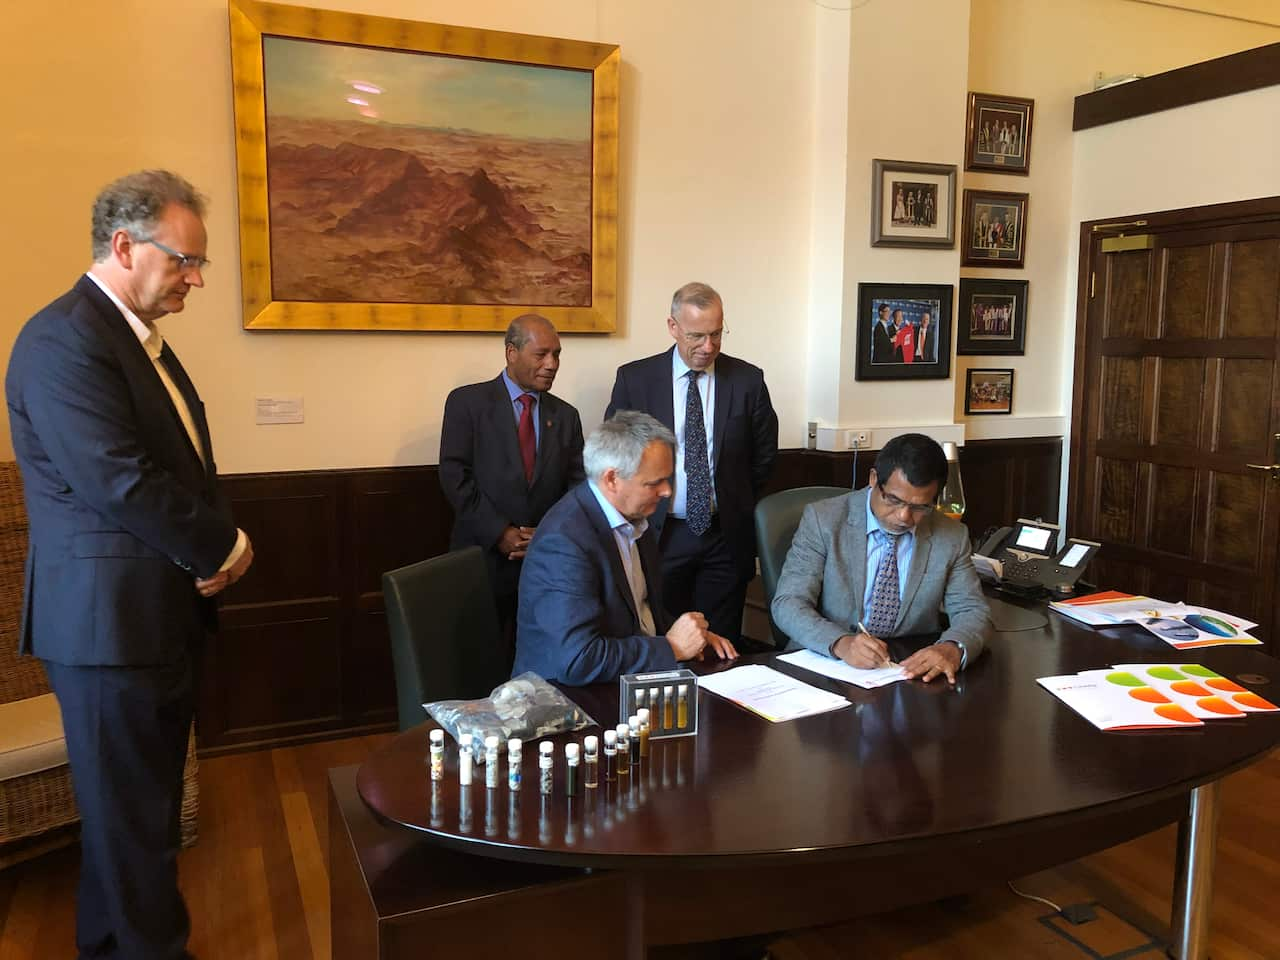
[513,483,676,685]
[605,348,778,578]
[6,276,238,666]
[439,375,584,599]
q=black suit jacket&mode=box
[5,275,237,666]
[605,348,778,578]
[439,375,584,598]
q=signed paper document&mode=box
[697,664,850,722]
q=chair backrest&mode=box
[0,461,47,706]
[754,485,851,648]
[382,546,509,732]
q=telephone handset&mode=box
[974,518,1100,597]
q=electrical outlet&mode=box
[847,430,869,449]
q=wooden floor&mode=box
[1,736,1276,959]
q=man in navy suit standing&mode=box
[606,283,778,645]
[514,411,736,684]
[439,314,585,656]
[6,170,253,959]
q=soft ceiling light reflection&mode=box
[351,81,383,94]
[359,107,378,118]
[346,96,369,106]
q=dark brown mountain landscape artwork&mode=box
[262,37,593,306]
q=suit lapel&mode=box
[849,490,870,628]
[897,519,932,630]
[486,375,526,484]
[579,486,640,622]
[653,348,676,430]
[710,359,732,469]
[530,392,559,488]
[157,343,213,478]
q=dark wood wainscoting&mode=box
[201,437,1060,753]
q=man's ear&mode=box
[600,467,618,491]
[111,229,135,269]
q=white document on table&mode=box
[777,649,908,689]
[697,664,850,722]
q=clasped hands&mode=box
[498,524,536,560]
[666,611,738,663]
[194,535,254,599]
[832,628,961,685]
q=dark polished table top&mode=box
[356,599,1280,869]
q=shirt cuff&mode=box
[218,529,248,573]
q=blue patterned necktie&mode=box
[684,370,712,537]
[864,531,900,636]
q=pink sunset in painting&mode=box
[263,38,593,306]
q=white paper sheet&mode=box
[697,664,851,722]
[776,649,908,689]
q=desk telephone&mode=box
[974,518,1101,598]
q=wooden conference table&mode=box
[332,599,1280,959]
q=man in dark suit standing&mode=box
[915,311,937,363]
[514,412,736,684]
[6,170,253,960]
[439,314,584,655]
[605,283,778,645]
[872,303,896,364]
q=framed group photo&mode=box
[964,368,1014,415]
[854,282,953,381]
[964,92,1034,174]
[870,159,957,249]
[957,279,1027,355]
[961,189,1028,268]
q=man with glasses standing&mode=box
[605,282,778,646]
[6,170,252,959]
[772,433,989,684]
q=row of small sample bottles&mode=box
[630,682,691,732]
[428,708,657,796]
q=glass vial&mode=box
[677,684,690,729]
[565,742,580,796]
[458,733,474,786]
[603,729,618,782]
[637,709,651,757]
[614,724,630,777]
[663,685,675,730]
[583,735,599,788]
[484,735,500,789]
[627,716,641,764]
[507,738,523,790]
[635,687,646,715]
[429,728,445,782]
[538,741,554,796]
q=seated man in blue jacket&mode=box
[514,410,737,684]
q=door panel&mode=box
[1070,200,1280,651]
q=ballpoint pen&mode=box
[856,621,898,670]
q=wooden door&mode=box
[1069,198,1280,651]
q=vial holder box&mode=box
[619,669,698,738]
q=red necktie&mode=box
[517,394,536,484]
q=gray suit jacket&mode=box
[770,488,989,665]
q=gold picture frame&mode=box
[229,0,619,332]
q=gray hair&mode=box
[91,170,207,261]
[584,411,675,481]
[504,313,555,350]
[669,281,722,320]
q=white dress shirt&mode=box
[669,351,717,519]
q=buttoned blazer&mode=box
[6,276,237,665]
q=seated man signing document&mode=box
[771,433,989,684]
[514,411,737,684]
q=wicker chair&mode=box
[0,461,199,865]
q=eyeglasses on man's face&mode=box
[674,324,727,347]
[876,483,936,515]
[139,237,210,272]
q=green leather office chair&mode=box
[382,546,510,732]
[754,486,850,649]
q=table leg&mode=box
[1168,781,1221,960]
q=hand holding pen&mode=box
[833,623,899,670]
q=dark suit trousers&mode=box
[45,654,197,960]
[660,516,749,643]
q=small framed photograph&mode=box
[854,283,953,381]
[965,368,1014,415]
[870,159,957,249]
[961,189,1028,268]
[965,92,1034,174]
[957,279,1027,355]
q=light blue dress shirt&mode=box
[587,481,656,635]
[863,491,914,613]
